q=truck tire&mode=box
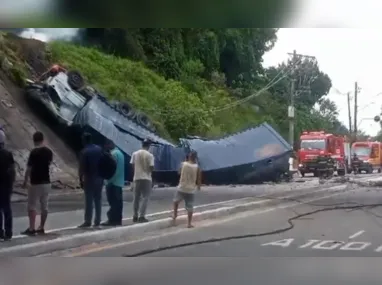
[378,168,381,173]
[136,113,156,132]
[300,171,305,177]
[67,70,85,91]
[337,169,345,176]
[367,167,373,174]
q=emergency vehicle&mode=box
[351,141,382,173]
[298,131,348,177]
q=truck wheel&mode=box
[367,167,373,174]
[300,171,305,177]
[378,168,381,173]
[337,169,345,176]
[67,70,85,91]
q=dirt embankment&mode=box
[0,33,79,189]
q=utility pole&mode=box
[289,78,296,148]
[353,82,358,142]
[287,50,317,149]
[347,92,352,134]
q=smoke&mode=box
[18,28,79,42]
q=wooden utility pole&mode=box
[347,92,352,135]
[353,82,358,142]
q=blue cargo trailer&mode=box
[70,95,292,185]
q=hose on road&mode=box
[124,201,382,257]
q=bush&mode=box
[49,41,261,140]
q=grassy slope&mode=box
[0,34,266,141]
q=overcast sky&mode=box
[263,0,382,136]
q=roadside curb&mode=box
[0,184,348,257]
[12,187,135,203]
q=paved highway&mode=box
[32,184,382,284]
[65,185,382,258]
[10,180,322,235]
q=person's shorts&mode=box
[173,191,195,212]
[28,183,51,212]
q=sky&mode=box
[262,0,382,136]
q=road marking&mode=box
[299,239,320,248]
[312,240,342,250]
[349,230,365,239]
[262,239,294,248]
[60,188,349,257]
[375,245,382,252]
[340,242,371,251]
[12,185,342,240]
[11,197,257,239]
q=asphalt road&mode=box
[3,258,382,285]
[10,180,325,233]
[37,185,382,284]
[73,186,382,258]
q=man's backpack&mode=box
[98,151,117,180]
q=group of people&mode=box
[0,129,202,241]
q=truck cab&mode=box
[298,131,347,177]
[351,141,382,173]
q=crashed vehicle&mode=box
[23,66,293,185]
[24,65,156,132]
[24,66,90,127]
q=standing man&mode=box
[130,139,154,223]
[102,139,125,226]
[0,130,15,240]
[171,151,202,228]
[78,133,103,228]
[21,131,53,236]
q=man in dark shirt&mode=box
[0,130,15,240]
[21,131,53,236]
[78,132,104,228]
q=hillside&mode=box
[0,29,349,145]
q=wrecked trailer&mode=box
[72,97,292,185]
[179,123,293,185]
[24,69,293,185]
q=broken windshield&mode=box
[300,139,326,150]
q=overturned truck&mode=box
[25,67,293,185]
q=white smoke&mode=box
[19,28,79,42]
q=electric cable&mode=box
[124,198,382,257]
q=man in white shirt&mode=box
[172,151,202,228]
[130,139,155,223]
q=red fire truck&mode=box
[298,131,348,177]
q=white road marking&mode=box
[340,242,371,251]
[59,188,349,256]
[262,239,294,248]
[312,240,342,250]
[349,230,365,239]
[11,197,256,239]
[12,185,342,240]
[299,239,320,248]
[375,245,382,252]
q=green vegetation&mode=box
[1,28,352,145]
[0,32,28,87]
[49,41,267,140]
